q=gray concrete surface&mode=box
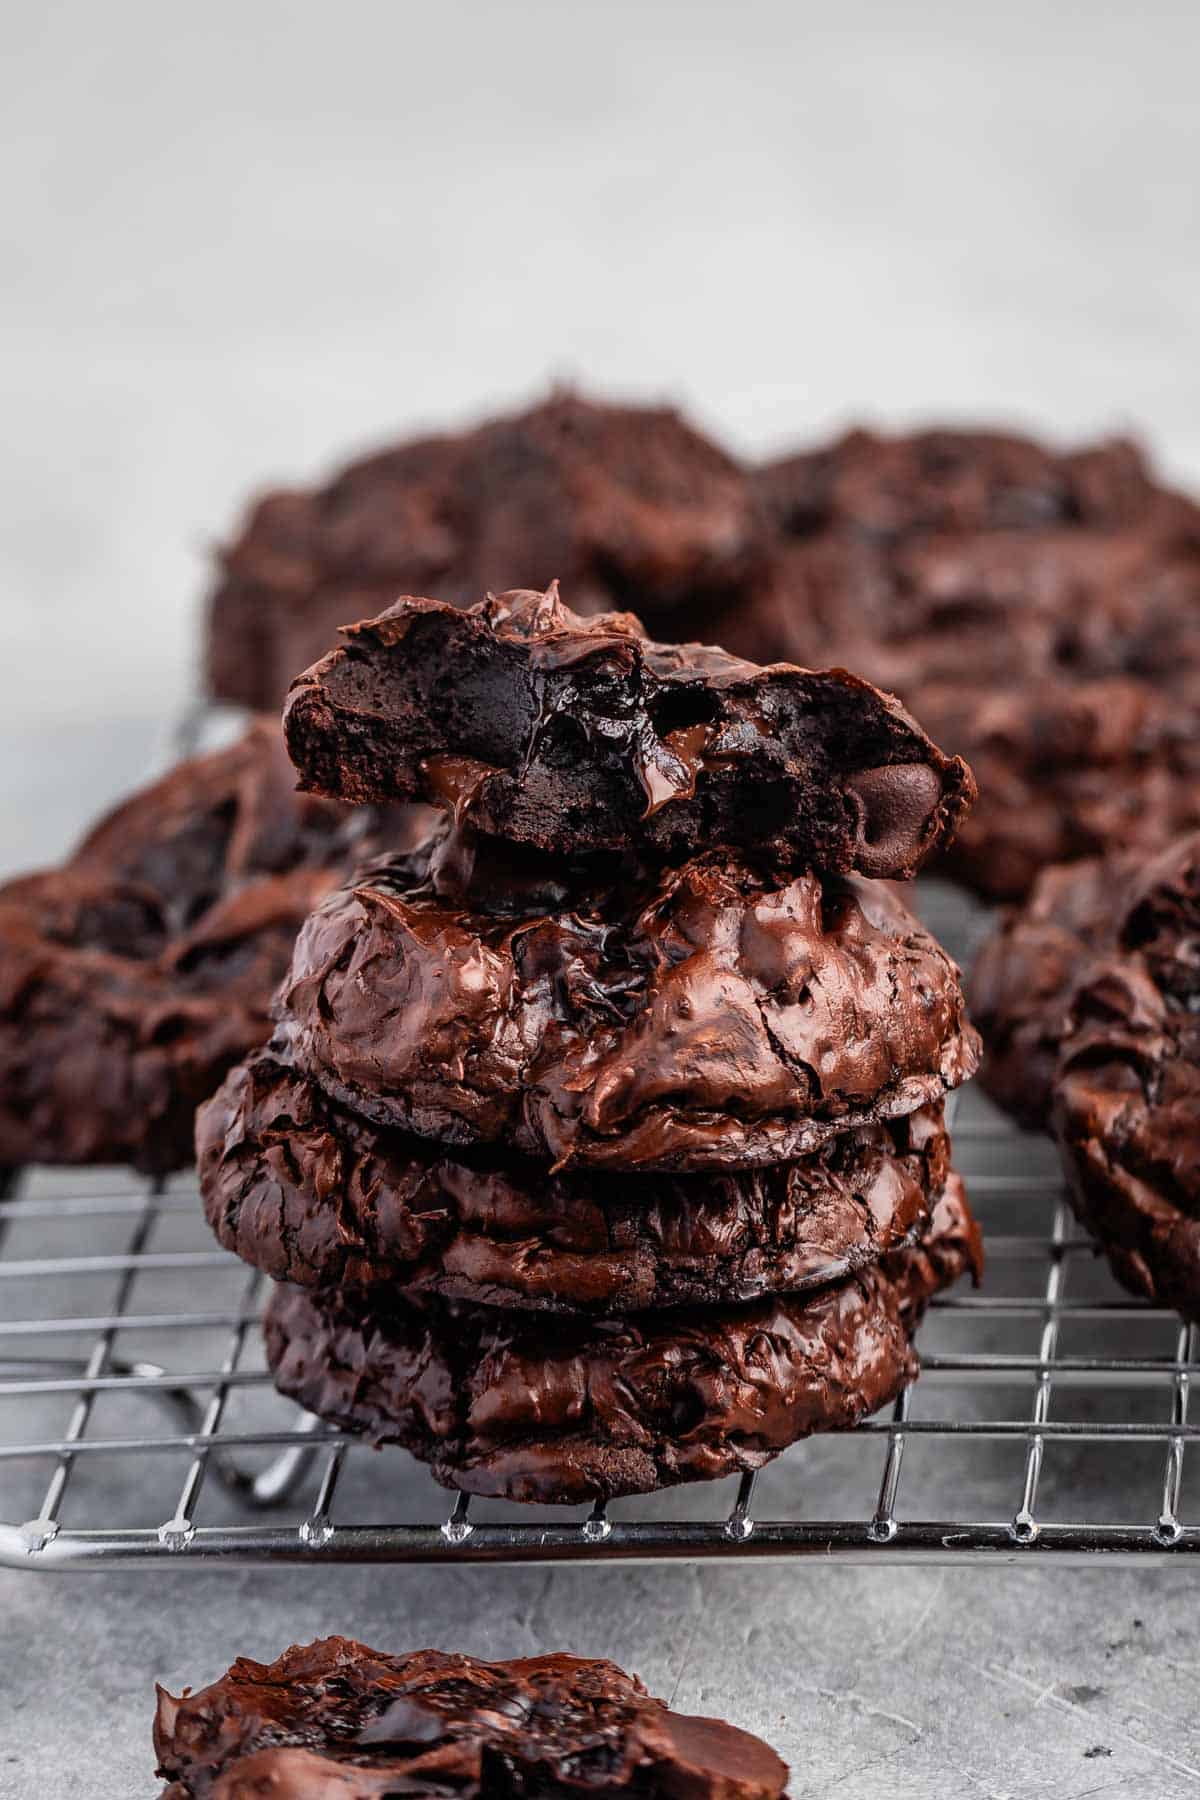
[4,4,1200,1794]
[6,1557,1200,1799]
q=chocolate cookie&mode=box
[898,671,1200,903]
[969,851,1134,1129]
[208,389,768,711]
[263,1179,981,1503]
[276,833,980,1171]
[0,723,412,1172]
[282,583,974,878]
[1049,837,1200,1320]
[198,1045,949,1311]
[753,426,1160,542]
[744,428,1200,900]
[154,1639,790,1800]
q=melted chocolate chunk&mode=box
[276,833,979,1172]
[282,584,974,878]
[198,1045,948,1311]
[154,1640,791,1800]
[207,389,768,711]
[263,1181,980,1503]
[0,722,418,1172]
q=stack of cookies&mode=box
[198,585,984,1503]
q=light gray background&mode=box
[3,3,1200,1794]
[4,0,1200,873]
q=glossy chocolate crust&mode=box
[207,390,768,711]
[155,1640,790,1800]
[277,834,980,1172]
[282,584,975,879]
[745,429,1200,901]
[1050,837,1200,1320]
[0,723,412,1172]
[198,1045,949,1312]
[262,1180,981,1503]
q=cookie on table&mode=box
[263,1178,981,1504]
[1050,836,1200,1320]
[282,583,975,878]
[275,828,980,1171]
[207,389,768,711]
[0,722,413,1173]
[198,1044,950,1311]
[155,1639,791,1800]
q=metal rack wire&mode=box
[4,1077,1200,1570]
[2,876,1198,1570]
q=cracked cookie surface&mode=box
[263,1177,980,1502]
[155,1639,791,1800]
[198,1045,950,1311]
[276,830,980,1172]
[0,721,414,1171]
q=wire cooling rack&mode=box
[3,886,1200,1570]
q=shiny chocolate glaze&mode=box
[262,1178,981,1503]
[276,831,980,1172]
[155,1640,790,1800]
[198,1044,949,1312]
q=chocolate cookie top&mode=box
[198,1046,948,1311]
[1049,836,1200,1319]
[208,389,767,710]
[283,584,975,877]
[0,722,412,1171]
[277,832,980,1171]
[264,1179,980,1503]
[754,426,1163,541]
[155,1639,790,1800]
[758,509,1200,696]
[743,429,1200,900]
